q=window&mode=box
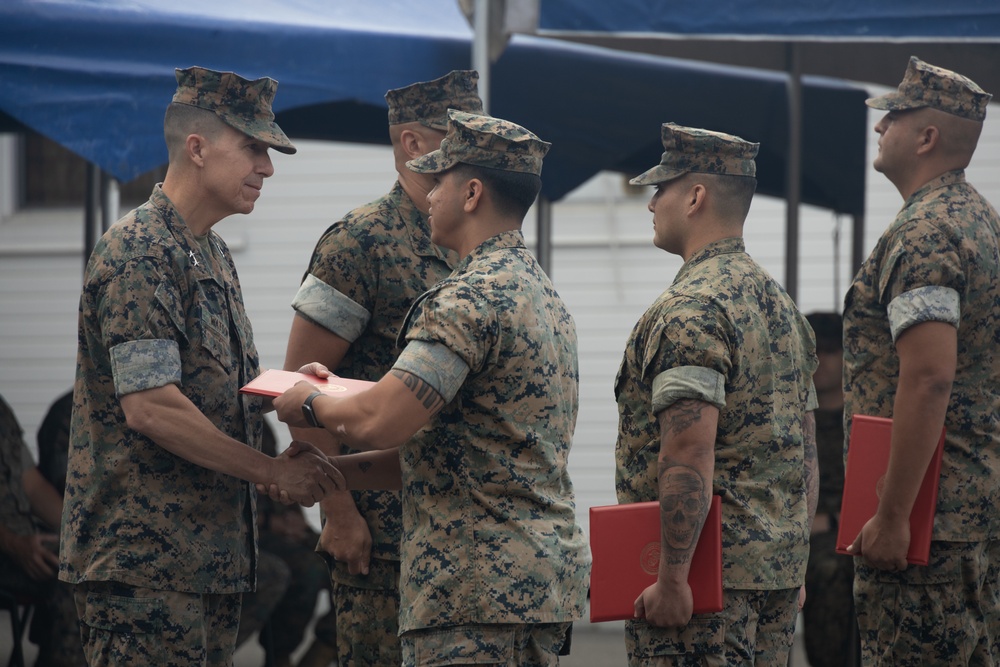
[20,132,166,209]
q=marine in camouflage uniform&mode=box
[844,57,1000,665]
[0,394,85,667]
[615,123,818,666]
[59,66,336,667]
[272,110,590,667]
[284,70,481,666]
[800,312,860,667]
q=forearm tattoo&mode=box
[390,370,446,414]
[657,461,709,565]
[663,398,704,438]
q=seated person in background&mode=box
[1,393,85,667]
[36,389,72,495]
[38,390,312,667]
[255,419,338,667]
[800,312,860,667]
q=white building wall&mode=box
[2,102,999,535]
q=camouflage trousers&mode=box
[854,539,1000,666]
[73,581,241,667]
[401,622,572,667]
[803,529,860,667]
[625,587,799,666]
[330,558,401,666]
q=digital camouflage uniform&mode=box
[845,58,1000,667]
[246,423,334,662]
[616,124,818,666]
[290,70,479,665]
[393,111,590,666]
[0,395,85,667]
[59,66,295,666]
[802,407,858,667]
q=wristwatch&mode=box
[301,391,325,429]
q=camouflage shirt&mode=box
[60,185,263,594]
[843,169,1000,541]
[815,408,846,518]
[292,182,456,572]
[392,230,591,632]
[615,237,818,590]
[0,395,37,538]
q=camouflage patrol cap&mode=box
[630,123,758,186]
[172,66,296,154]
[866,56,992,122]
[405,110,550,176]
[385,70,484,131]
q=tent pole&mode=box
[473,0,491,112]
[100,172,120,232]
[785,43,802,303]
[851,213,865,277]
[84,163,101,271]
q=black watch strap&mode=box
[302,391,325,429]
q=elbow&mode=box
[914,368,955,399]
[332,407,407,451]
[353,418,407,451]
[122,399,158,438]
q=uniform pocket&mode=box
[80,591,165,635]
[412,625,513,666]
[628,617,726,657]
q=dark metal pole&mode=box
[785,43,803,302]
[84,162,101,271]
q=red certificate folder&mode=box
[239,368,376,398]
[589,494,723,623]
[835,414,945,566]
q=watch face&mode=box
[302,392,322,428]
[302,404,313,427]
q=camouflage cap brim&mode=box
[173,66,297,155]
[629,164,687,187]
[630,123,758,186]
[386,70,484,129]
[865,56,992,122]
[406,147,457,174]
[405,109,549,176]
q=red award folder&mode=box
[239,368,376,398]
[589,494,723,623]
[835,414,945,566]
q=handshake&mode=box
[258,439,343,507]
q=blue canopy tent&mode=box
[537,0,1000,290]
[536,0,1000,96]
[0,0,868,275]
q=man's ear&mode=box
[687,183,707,215]
[398,129,422,160]
[463,178,484,213]
[186,133,207,167]
[915,124,940,156]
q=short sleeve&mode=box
[291,274,371,342]
[878,218,964,308]
[887,286,960,342]
[305,222,379,315]
[644,296,733,389]
[402,282,498,375]
[98,258,183,396]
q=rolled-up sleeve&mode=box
[291,274,371,343]
[651,365,726,414]
[887,285,960,343]
[110,339,182,396]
